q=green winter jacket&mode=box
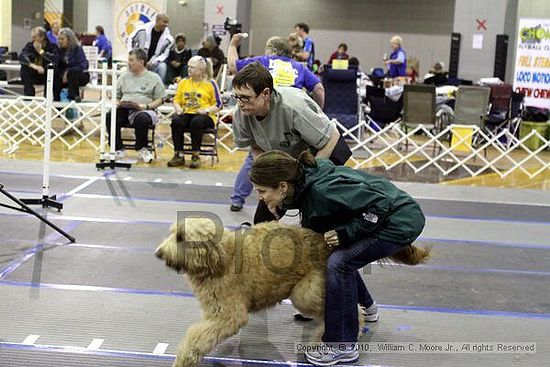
[285,159,426,246]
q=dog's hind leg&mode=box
[289,269,325,342]
[173,304,248,367]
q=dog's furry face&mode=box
[155,218,227,278]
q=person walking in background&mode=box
[227,33,325,212]
[293,22,315,70]
[384,35,407,78]
[231,63,342,223]
[93,25,112,63]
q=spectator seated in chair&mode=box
[197,35,225,77]
[19,26,62,100]
[328,43,350,65]
[164,33,192,85]
[57,28,90,102]
[168,56,222,169]
[424,61,448,86]
[106,48,165,163]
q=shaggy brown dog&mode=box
[155,218,355,367]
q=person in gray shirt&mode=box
[232,62,341,224]
[106,48,165,163]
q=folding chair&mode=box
[322,65,361,139]
[485,83,513,135]
[401,84,437,154]
[121,122,157,158]
[507,92,525,139]
[181,119,219,166]
[451,85,491,154]
[365,85,403,131]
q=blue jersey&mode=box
[303,36,315,70]
[47,31,58,45]
[94,34,112,59]
[389,48,407,77]
[236,55,320,92]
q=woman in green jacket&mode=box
[250,150,429,366]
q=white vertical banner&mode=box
[112,0,166,61]
[204,0,238,53]
[513,18,550,109]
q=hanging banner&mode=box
[112,0,166,60]
[513,18,550,109]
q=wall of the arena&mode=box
[10,0,44,54]
[452,0,516,83]
[248,0,456,78]
[166,0,208,50]
[0,1,12,50]
[86,0,113,41]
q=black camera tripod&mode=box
[0,184,75,243]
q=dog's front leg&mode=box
[172,309,248,367]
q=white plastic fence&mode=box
[335,119,550,179]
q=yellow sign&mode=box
[269,59,298,87]
[332,59,349,70]
[450,125,475,152]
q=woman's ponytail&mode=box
[297,149,317,168]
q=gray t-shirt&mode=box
[233,87,332,157]
[116,70,165,104]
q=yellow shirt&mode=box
[174,78,222,121]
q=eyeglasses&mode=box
[231,93,258,103]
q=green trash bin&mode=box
[519,121,550,150]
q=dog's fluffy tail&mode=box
[388,245,431,266]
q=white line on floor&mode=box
[184,180,192,184]
[123,177,132,181]
[86,338,104,350]
[63,177,101,198]
[154,178,162,183]
[215,182,223,186]
[22,335,40,345]
[152,342,170,355]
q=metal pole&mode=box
[99,61,108,162]
[109,62,118,162]
[95,61,130,170]
[21,63,64,210]
[42,64,54,201]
